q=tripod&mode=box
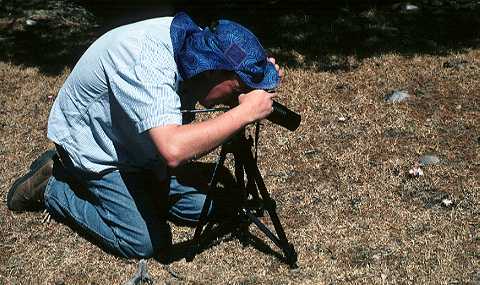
[187,123,298,268]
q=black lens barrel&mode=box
[267,101,301,131]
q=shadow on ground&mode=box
[1,0,479,75]
[158,221,286,265]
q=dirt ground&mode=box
[1,3,480,285]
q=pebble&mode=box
[395,3,420,13]
[441,198,453,207]
[25,19,37,26]
[443,59,468,69]
[385,90,410,103]
[419,155,441,166]
[404,4,420,11]
[304,149,319,156]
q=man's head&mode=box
[171,12,280,106]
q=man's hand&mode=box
[268,57,284,81]
[237,89,275,124]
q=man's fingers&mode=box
[267,91,276,100]
[267,57,284,80]
[269,58,280,72]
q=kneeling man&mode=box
[7,12,283,258]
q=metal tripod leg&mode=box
[187,146,229,261]
[237,136,298,268]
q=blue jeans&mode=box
[44,159,213,258]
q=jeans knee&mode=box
[117,222,171,258]
[118,232,155,258]
[169,194,214,225]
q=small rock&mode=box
[25,19,37,26]
[441,198,453,207]
[443,59,468,69]
[396,3,420,13]
[338,116,347,122]
[385,90,410,103]
[419,155,441,166]
[303,149,320,156]
[405,4,419,11]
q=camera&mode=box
[268,101,301,131]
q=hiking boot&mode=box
[7,149,57,212]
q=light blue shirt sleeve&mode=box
[109,34,182,133]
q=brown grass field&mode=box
[1,4,480,285]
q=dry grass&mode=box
[1,47,479,284]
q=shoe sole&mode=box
[7,149,57,210]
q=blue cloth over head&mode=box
[170,12,280,90]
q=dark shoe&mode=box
[7,149,56,212]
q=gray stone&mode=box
[443,58,468,69]
[385,90,410,102]
[405,4,420,11]
[419,154,441,166]
[397,3,420,13]
[25,19,37,26]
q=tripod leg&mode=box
[239,141,298,267]
[252,165,298,267]
[188,147,228,261]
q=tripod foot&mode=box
[284,243,298,268]
[185,243,198,262]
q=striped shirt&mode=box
[47,17,193,177]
